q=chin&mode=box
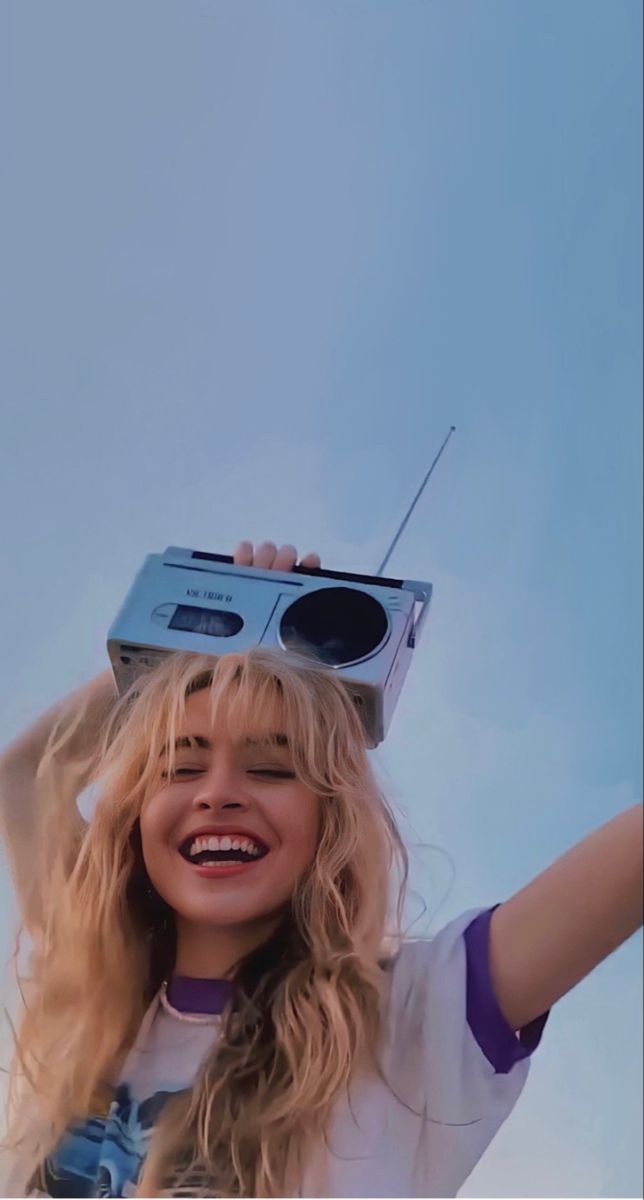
[170,889,286,930]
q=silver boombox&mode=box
[106,547,432,746]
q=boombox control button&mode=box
[151,604,176,626]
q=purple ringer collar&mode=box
[166,975,235,1015]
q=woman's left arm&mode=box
[489,803,643,1031]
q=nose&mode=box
[190,756,249,814]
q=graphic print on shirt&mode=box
[33,1082,182,1198]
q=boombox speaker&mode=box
[106,547,432,747]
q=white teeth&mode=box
[186,834,264,858]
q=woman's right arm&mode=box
[0,670,119,926]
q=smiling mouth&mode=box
[177,841,269,868]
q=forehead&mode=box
[182,687,217,727]
[177,684,287,743]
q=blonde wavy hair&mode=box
[3,647,409,1197]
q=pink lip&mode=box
[187,858,267,879]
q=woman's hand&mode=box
[233,541,321,572]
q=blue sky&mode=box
[1,2,641,1195]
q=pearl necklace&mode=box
[159,980,222,1026]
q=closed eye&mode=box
[160,768,207,779]
[249,770,295,779]
[161,769,295,779]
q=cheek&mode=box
[139,792,178,863]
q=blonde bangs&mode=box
[130,647,370,803]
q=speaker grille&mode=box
[279,587,388,667]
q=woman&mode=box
[1,540,641,1198]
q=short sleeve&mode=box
[383,907,550,1132]
[464,903,550,1074]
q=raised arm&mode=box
[489,804,644,1031]
[0,670,118,931]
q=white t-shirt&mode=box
[18,905,550,1198]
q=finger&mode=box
[299,552,321,570]
[272,544,298,572]
[253,541,278,569]
[233,540,254,566]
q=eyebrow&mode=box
[159,733,289,756]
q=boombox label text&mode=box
[186,588,233,603]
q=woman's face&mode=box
[139,688,321,932]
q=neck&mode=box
[173,914,281,978]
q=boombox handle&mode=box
[403,581,433,648]
[188,551,406,590]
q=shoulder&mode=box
[387,907,490,987]
[382,905,550,1078]
[380,907,488,1043]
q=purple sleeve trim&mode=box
[464,904,550,1075]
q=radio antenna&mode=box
[375,425,456,576]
